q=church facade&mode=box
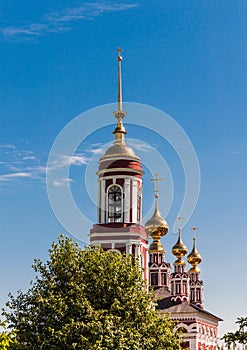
[90,50,222,350]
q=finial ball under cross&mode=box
[117,47,123,61]
[150,173,163,195]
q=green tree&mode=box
[222,317,247,349]
[0,320,16,350]
[3,235,181,350]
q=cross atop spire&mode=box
[150,173,162,212]
[116,47,123,112]
[191,226,199,239]
[117,47,123,57]
[176,216,184,230]
[151,173,162,196]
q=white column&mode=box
[129,243,132,255]
[126,242,133,255]
[97,179,100,223]
[134,244,138,259]
[137,243,141,264]
[132,179,138,223]
[146,248,149,286]
[100,179,106,223]
[138,180,143,223]
[124,178,130,222]
[190,337,197,350]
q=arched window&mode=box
[108,185,123,223]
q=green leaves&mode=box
[0,320,16,350]
[3,235,181,350]
[222,317,247,348]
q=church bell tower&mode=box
[90,49,149,279]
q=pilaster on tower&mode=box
[170,220,190,302]
[90,49,149,280]
[145,173,171,289]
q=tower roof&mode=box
[100,48,139,163]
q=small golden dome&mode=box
[172,229,188,265]
[145,208,168,253]
[187,237,202,273]
[145,208,169,237]
[145,176,168,253]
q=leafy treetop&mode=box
[3,235,181,350]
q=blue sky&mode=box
[0,0,246,336]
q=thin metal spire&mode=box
[117,48,123,112]
[113,48,127,143]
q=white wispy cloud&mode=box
[90,148,105,155]
[0,143,16,149]
[128,140,153,152]
[84,143,105,155]
[47,154,89,172]
[22,155,36,161]
[62,154,89,166]
[0,2,138,39]
[53,177,74,187]
[0,172,35,182]
[0,143,92,189]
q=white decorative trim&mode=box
[99,174,142,183]
[98,167,143,175]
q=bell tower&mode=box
[90,49,149,279]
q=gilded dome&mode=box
[145,184,168,253]
[187,237,202,272]
[100,142,140,161]
[172,229,188,265]
[145,209,168,237]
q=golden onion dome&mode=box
[145,208,168,237]
[145,176,168,253]
[172,228,188,265]
[187,237,202,273]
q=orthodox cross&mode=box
[150,173,163,196]
[191,226,199,238]
[176,216,184,230]
[117,47,123,58]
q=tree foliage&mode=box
[222,317,247,349]
[0,320,16,350]
[3,235,181,350]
